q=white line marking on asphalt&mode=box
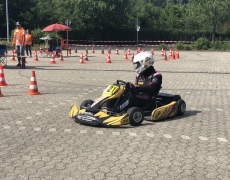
[34,128,41,131]
[15,121,22,124]
[217,138,228,142]
[216,109,224,111]
[146,133,154,137]
[26,116,32,119]
[112,132,120,136]
[129,132,137,136]
[199,136,209,141]
[80,130,87,133]
[164,134,172,139]
[49,128,56,132]
[36,112,42,115]
[19,126,26,130]
[181,135,191,140]
[3,126,11,129]
[96,131,104,135]
[203,108,210,111]
[64,129,72,133]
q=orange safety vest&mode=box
[25,34,32,45]
[12,27,25,45]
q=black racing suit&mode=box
[116,66,162,112]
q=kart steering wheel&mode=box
[116,80,127,85]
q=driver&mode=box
[116,52,162,112]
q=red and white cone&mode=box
[123,50,128,60]
[115,47,119,55]
[105,53,112,64]
[84,53,89,61]
[26,71,40,96]
[79,53,85,64]
[50,52,56,64]
[92,46,95,53]
[160,48,164,56]
[130,52,134,63]
[151,47,154,55]
[34,48,39,62]
[59,51,64,62]
[127,48,131,55]
[0,65,7,86]
[163,51,167,61]
[11,50,16,61]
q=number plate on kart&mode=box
[102,85,119,96]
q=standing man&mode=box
[12,22,26,68]
[25,29,32,57]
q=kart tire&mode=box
[127,107,144,126]
[80,99,94,109]
[177,99,186,116]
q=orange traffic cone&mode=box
[123,50,128,60]
[101,46,104,54]
[169,48,172,56]
[92,46,95,53]
[84,53,89,61]
[151,47,154,55]
[108,45,111,54]
[130,52,134,63]
[68,48,71,56]
[34,48,39,62]
[59,51,64,62]
[50,52,56,64]
[136,47,140,54]
[175,49,180,59]
[79,53,85,64]
[0,87,3,97]
[115,47,119,55]
[171,51,176,60]
[142,48,145,52]
[27,71,40,96]
[127,48,131,55]
[85,46,88,54]
[163,51,167,61]
[0,65,7,86]
[105,52,112,64]
[11,50,16,61]
[160,48,164,56]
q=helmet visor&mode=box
[133,62,141,70]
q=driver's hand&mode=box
[134,84,139,88]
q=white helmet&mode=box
[133,52,154,74]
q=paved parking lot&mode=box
[0,47,230,180]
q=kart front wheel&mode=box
[127,107,144,126]
[177,99,186,116]
[80,99,94,109]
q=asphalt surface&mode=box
[0,47,230,180]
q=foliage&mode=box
[193,37,210,50]
[158,43,168,50]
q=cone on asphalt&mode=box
[0,87,3,97]
[175,49,180,59]
[151,47,154,55]
[169,48,172,56]
[27,71,40,96]
[84,53,89,61]
[123,50,128,60]
[115,47,119,55]
[160,48,164,56]
[50,52,56,64]
[75,46,78,53]
[171,51,176,60]
[11,50,16,61]
[0,65,7,86]
[85,46,88,54]
[92,46,95,53]
[130,52,134,63]
[127,48,131,55]
[59,51,64,62]
[136,47,140,54]
[34,48,39,62]
[79,53,85,64]
[108,45,111,54]
[101,46,104,54]
[163,51,167,61]
[68,47,71,56]
[105,52,112,64]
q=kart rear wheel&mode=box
[127,107,144,126]
[80,99,94,109]
[177,99,186,116]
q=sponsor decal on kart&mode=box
[77,115,96,122]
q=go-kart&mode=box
[69,80,186,127]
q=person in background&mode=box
[25,29,32,57]
[12,22,26,68]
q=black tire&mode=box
[127,107,144,126]
[177,99,186,116]
[80,99,94,109]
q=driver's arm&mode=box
[137,75,162,94]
